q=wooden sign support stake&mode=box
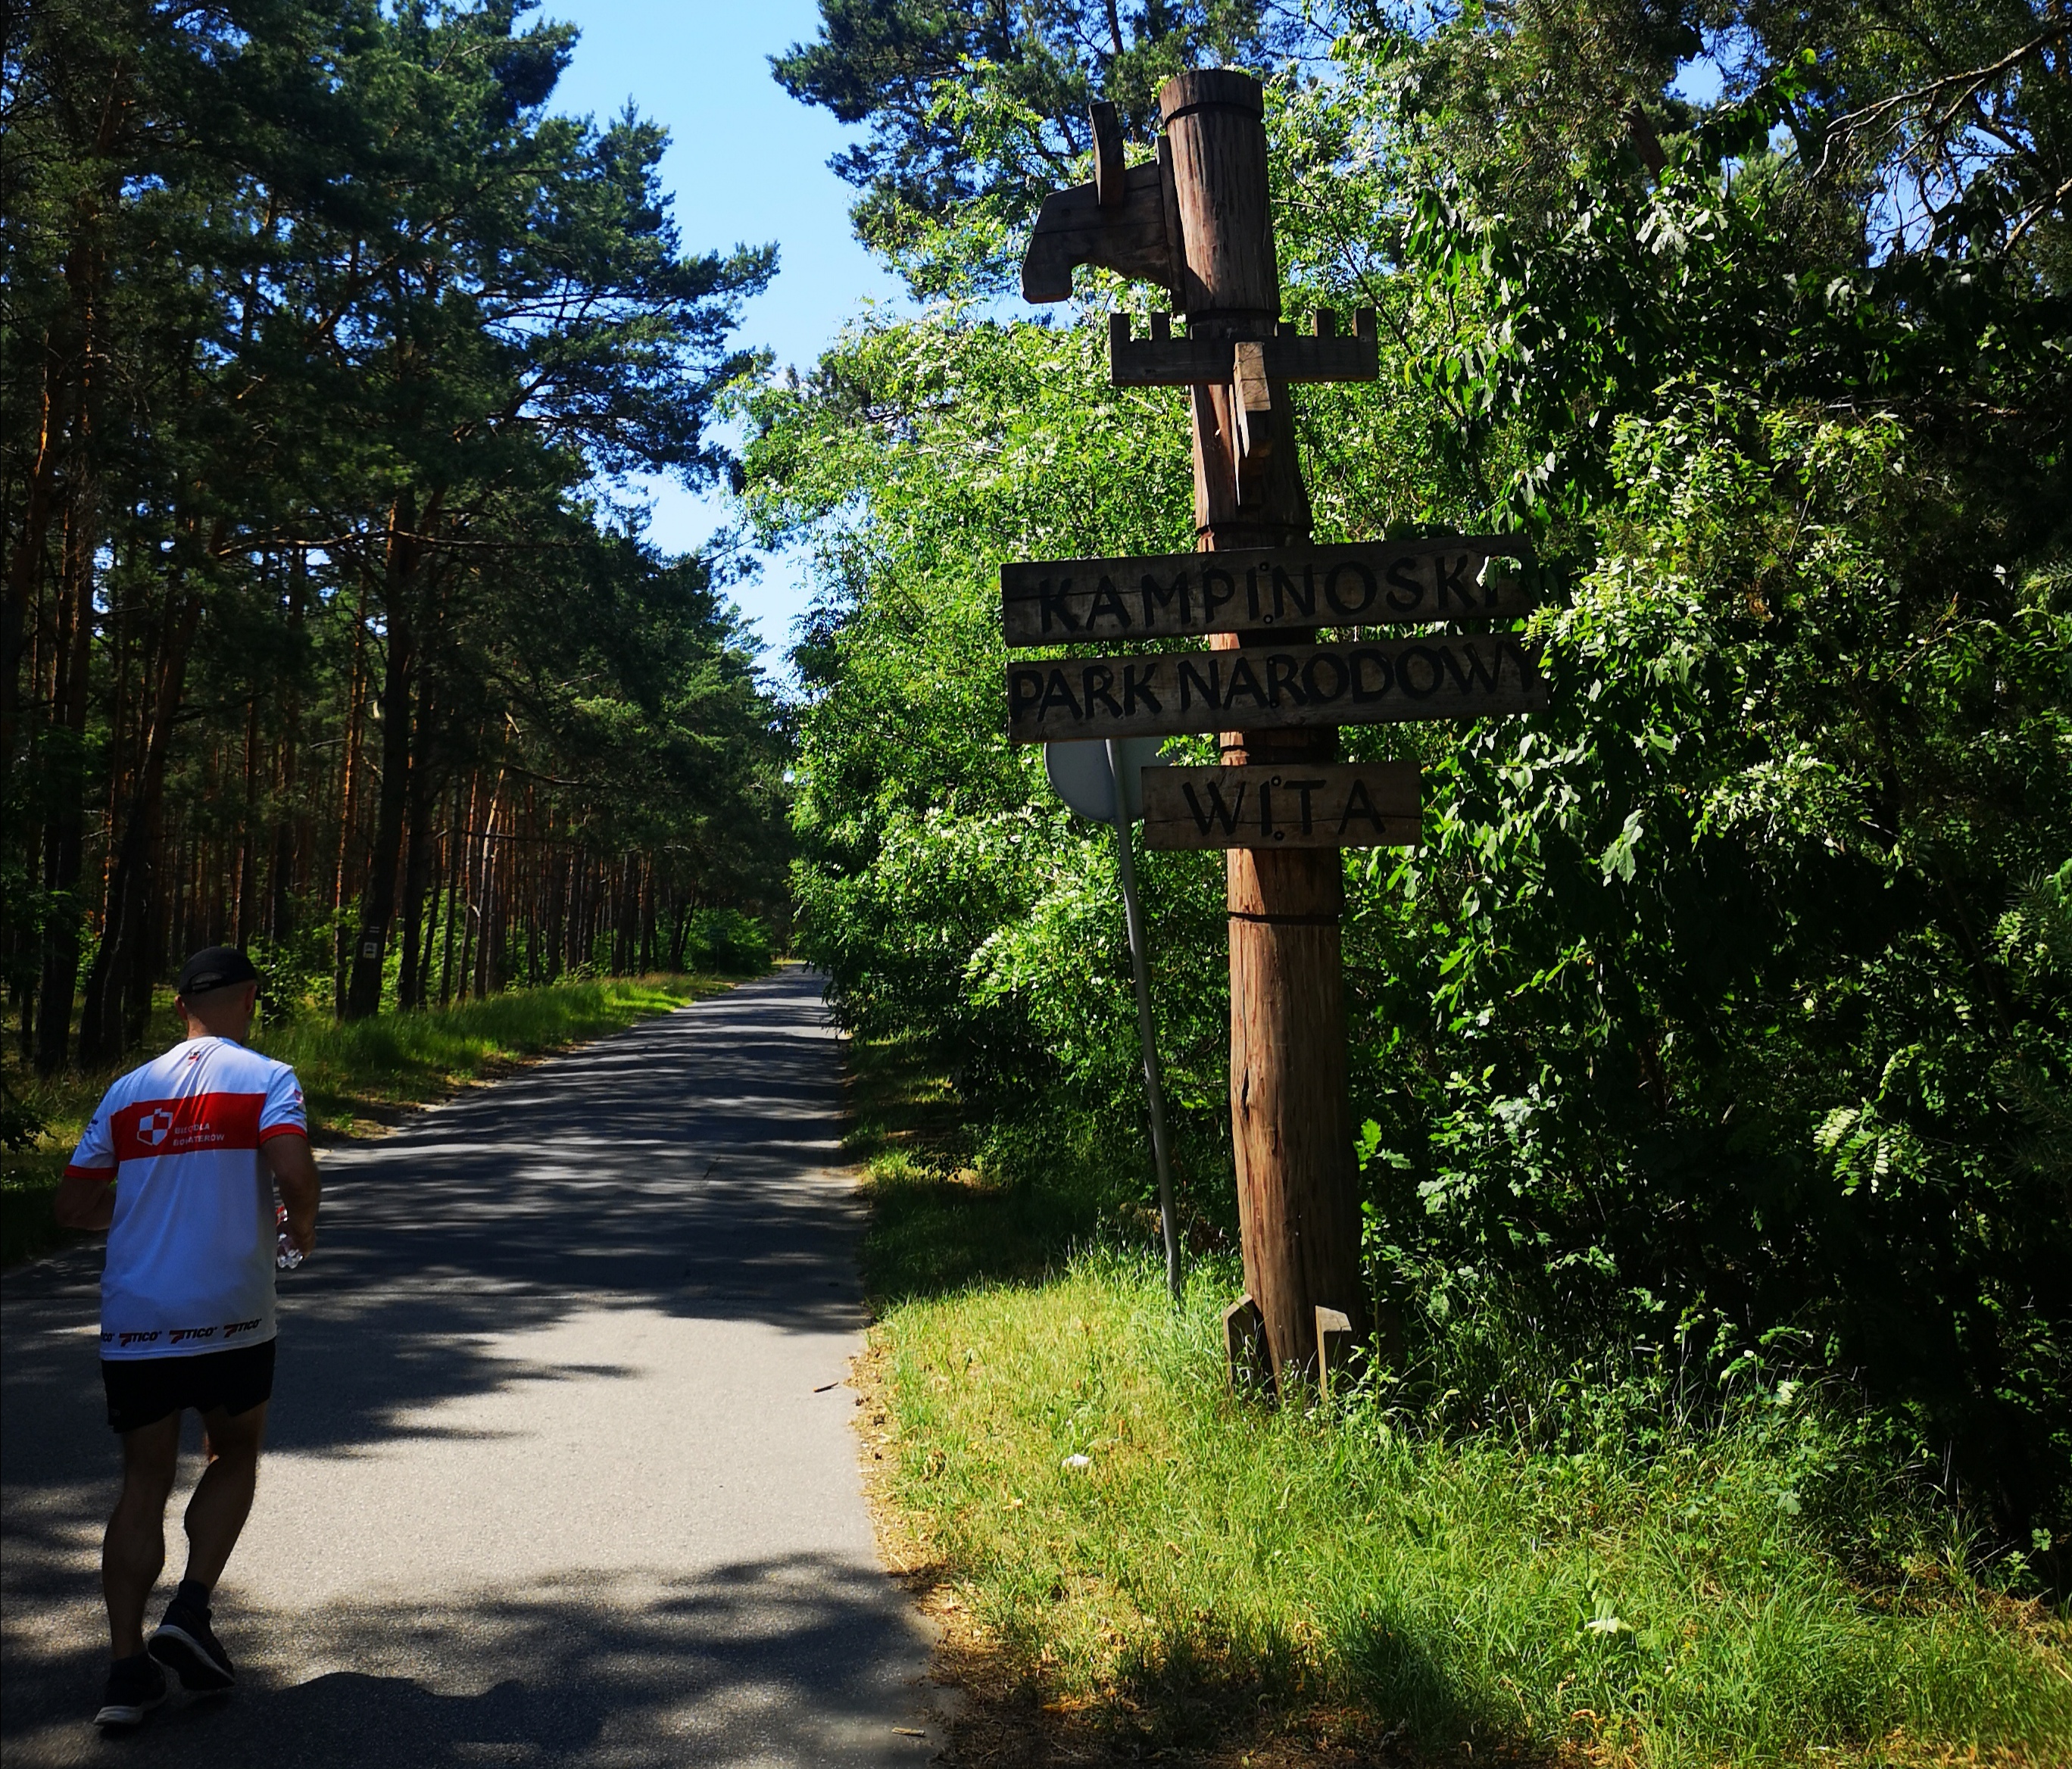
[1023,71,1369,1390]
[1169,73,1366,1390]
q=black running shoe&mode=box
[149,1597,235,1691]
[95,1652,167,1728]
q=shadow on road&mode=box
[5,1555,940,1768]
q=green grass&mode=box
[851,1037,2072,1767]
[2,969,759,1267]
[844,1034,1120,1299]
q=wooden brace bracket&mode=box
[1105,310,1378,508]
[1224,1293,1272,1399]
[1231,340,1272,506]
[1231,340,1272,460]
[1315,1306,1356,1401]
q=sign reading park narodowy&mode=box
[1141,763,1418,850]
[1005,634,1546,746]
[1001,538,1532,647]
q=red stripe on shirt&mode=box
[111,1091,263,1163]
[64,1162,115,1181]
[257,1122,307,1145]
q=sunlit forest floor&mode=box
[0,969,766,1266]
[845,1039,2072,1768]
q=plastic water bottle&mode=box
[275,1203,304,1271]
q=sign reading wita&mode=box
[1142,763,1418,850]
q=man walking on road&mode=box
[51,946,321,1732]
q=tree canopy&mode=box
[773,0,1320,278]
[4,0,793,1072]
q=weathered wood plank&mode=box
[1091,100,1126,208]
[1141,763,1418,850]
[1224,1294,1272,1398]
[1000,537,1534,645]
[1004,635,1546,744]
[1108,324,1378,385]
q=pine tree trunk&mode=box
[332,588,369,1016]
[394,685,439,1011]
[2,338,62,825]
[269,555,306,943]
[344,495,426,1019]
[467,763,504,1000]
[78,585,202,1067]
[33,488,97,1072]
[233,692,260,947]
[439,772,472,1007]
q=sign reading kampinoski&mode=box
[1001,538,1535,645]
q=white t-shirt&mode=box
[67,1037,307,1360]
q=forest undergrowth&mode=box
[848,1038,2071,1768]
[0,962,771,1267]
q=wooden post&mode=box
[1159,71,1365,1385]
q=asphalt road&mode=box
[2,967,941,1767]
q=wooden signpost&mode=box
[1008,71,1546,1395]
[1001,537,1536,644]
[1141,763,1419,852]
[1005,634,1543,744]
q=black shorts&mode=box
[102,1339,276,1435]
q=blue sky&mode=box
[547,1,902,668]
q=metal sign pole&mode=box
[1107,738,1182,1302]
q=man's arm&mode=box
[53,1172,115,1231]
[264,1133,320,1256]
[57,1083,120,1231]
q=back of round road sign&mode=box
[1044,735,1168,821]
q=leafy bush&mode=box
[0,1077,45,1153]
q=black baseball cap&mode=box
[176,946,261,997]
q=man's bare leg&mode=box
[179,1402,267,1591]
[104,1414,181,1658]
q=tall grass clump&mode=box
[873,1250,2070,1766]
[848,1046,2071,1766]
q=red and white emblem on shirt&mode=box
[139,1109,173,1147]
